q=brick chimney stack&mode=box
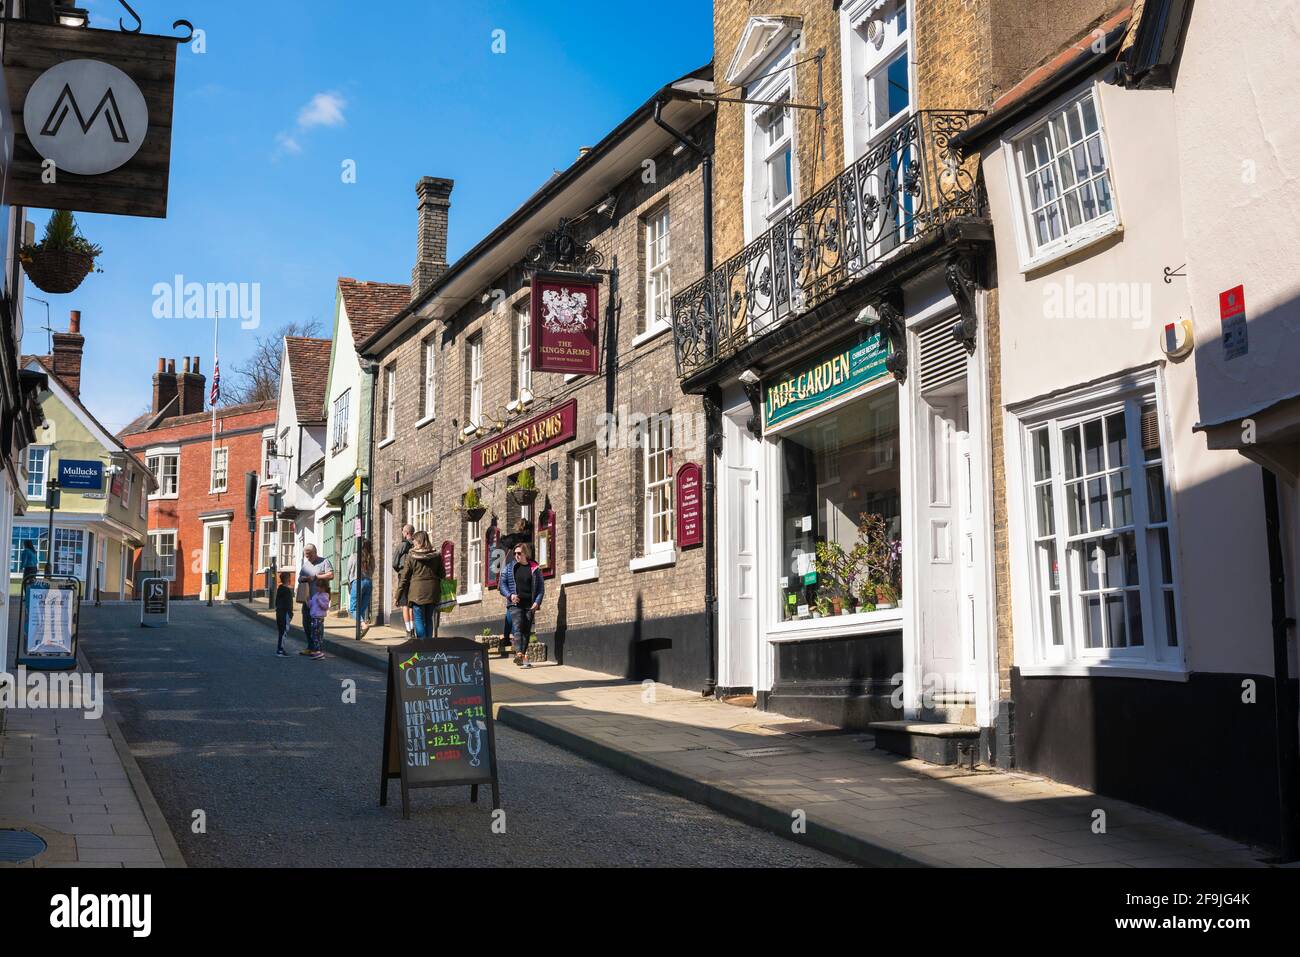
[411,176,454,302]
[50,310,85,396]
[152,357,178,416]
[178,356,207,416]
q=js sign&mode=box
[2,22,180,218]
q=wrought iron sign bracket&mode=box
[741,378,763,439]
[115,0,194,42]
[522,219,606,278]
[946,255,980,355]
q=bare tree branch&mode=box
[224,319,323,406]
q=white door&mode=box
[724,465,759,691]
[919,394,974,694]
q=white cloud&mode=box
[274,92,347,160]
[297,92,347,129]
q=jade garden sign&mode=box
[763,332,891,429]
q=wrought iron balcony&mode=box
[672,110,987,382]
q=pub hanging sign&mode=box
[2,21,181,218]
[531,272,600,375]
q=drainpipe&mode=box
[653,96,717,696]
[1262,468,1299,860]
[363,357,379,630]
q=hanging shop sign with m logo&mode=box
[2,22,180,218]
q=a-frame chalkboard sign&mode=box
[380,638,501,819]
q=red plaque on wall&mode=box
[440,541,455,579]
[531,272,599,375]
[676,463,704,549]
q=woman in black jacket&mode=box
[398,531,445,639]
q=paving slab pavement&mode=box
[231,600,1272,868]
[0,637,185,869]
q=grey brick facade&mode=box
[370,117,715,691]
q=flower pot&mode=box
[22,248,94,294]
[463,505,487,522]
[509,486,539,507]
[526,639,547,663]
[830,597,844,616]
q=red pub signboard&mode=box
[676,463,704,549]
[531,273,600,375]
[471,399,579,481]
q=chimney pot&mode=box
[193,357,201,374]
[69,310,81,334]
[168,359,176,374]
[183,357,191,374]
[157,358,166,373]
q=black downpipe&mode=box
[1262,468,1299,860]
[653,97,718,697]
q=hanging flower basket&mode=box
[19,211,102,295]
[508,486,539,507]
[21,247,95,295]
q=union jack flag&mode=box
[210,357,220,407]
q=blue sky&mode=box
[22,0,712,431]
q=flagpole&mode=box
[210,314,218,602]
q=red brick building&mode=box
[120,357,277,600]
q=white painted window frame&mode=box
[25,446,48,501]
[643,414,675,556]
[573,447,598,572]
[515,301,532,399]
[147,448,180,500]
[1000,80,1123,274]
[149,529,178,582]
[420,335,437,424]
[1006,366,1187,679]
[644,205,673,338]
[469,335,484,427]
[210,445,229,494]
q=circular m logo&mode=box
[22,59,149,175]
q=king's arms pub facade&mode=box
[363,70,717,690]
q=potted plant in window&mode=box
[856,512,901,610]
[508,468,539,507]
[20,210,103,294]
[461,487,487,522]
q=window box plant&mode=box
[20,210,102,295]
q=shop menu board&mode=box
[380,638,501,818]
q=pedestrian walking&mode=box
[497,518,532,658]
[500,542,544,668]
[20,541,39,582]
[297,544,334,651]
[347,539,375,639]
[274,570,294,658]
[399,531,445,639]
[392,524,416,637]
[306,580,330,660]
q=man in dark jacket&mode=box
[392,524,415,636]
[499,542,544,668]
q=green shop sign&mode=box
[764,332,891,429]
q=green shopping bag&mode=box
[438,578,458,613]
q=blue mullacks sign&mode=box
[58,459,104,491]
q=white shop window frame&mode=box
[761,371,907,641]
[1000,79,1124,274]
[1006,366,1187,679]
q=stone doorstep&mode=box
[868,721,981,738]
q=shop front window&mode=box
[778,387,902,620]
